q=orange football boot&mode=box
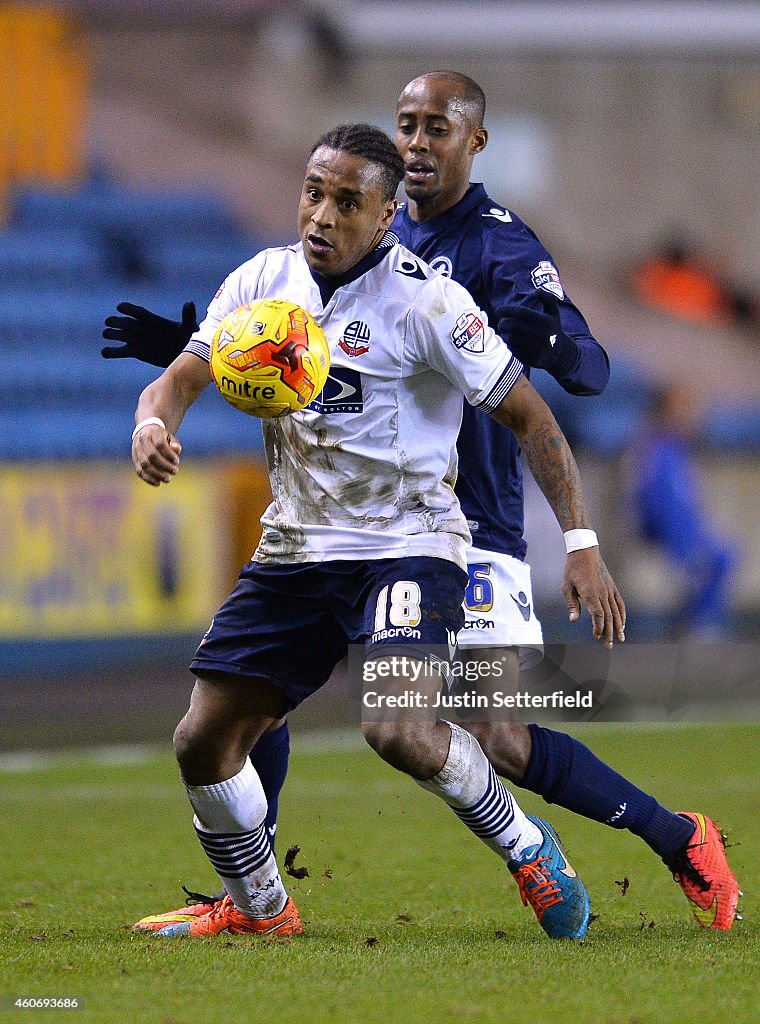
[132,888,218,932]
[154,894,303,938]
[671,812,741,930]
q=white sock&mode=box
[416,722,542,861]
[185,759,288,918]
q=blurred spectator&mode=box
[631,383,739,639]
[633,232,759,331]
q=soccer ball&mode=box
[209,298,330,418]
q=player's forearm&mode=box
[135,354,210,435]
[492,377,591,532]
[135,378,185,436]
[519,416,591,532]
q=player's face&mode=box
[396,77,487,221]
[298,147,398,277]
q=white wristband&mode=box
[132,417,166,441]
[564,529,599,553]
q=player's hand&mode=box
[102,301,198,368]
[498,296,564,370]
[132,424,182,487]
[562,547,626,648]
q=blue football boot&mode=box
[507,815,590,939]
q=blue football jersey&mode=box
[393,183,609,559]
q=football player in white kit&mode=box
[109,77,741,936]
[129,124,624,941]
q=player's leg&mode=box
[133,703,291,933]
[459,643,697,864]
[153,715,290,921]
[137,561,347,938]
[154,670,300,937]
[356,556,589,939]
[249,716,290,851]
[451,553,588,935]
[454,550,541,778]
[519,725,740,928]
[459,550,740,929]
[357,556,537,860]
[458,549,696,854]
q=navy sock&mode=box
[521,724,695,865]
[248,722,290,854]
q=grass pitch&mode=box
[1,723,757,1023]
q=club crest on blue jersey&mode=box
[309,366,364,414]
[531,260,564,300]
[429,255,453,278]
[338,320,371,357]
[451,311,485,353]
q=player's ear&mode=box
[381,197,398,228]
[470,127,488,156]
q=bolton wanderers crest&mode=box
[338,320,371,357]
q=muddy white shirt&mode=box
[186,236,523,570]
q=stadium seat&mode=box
[0,176,271,459]
[9,182,239,240]
[0,387,265,461]
[0,228,101,286]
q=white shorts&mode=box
[459,547,543,668]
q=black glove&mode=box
[102,301,198,368]
[497,295,574,372]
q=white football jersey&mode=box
[186,236,523,569]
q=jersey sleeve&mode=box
[408,275,524,412]
[482,226,609,396]
[184,253,267,362]
[551,301,610,396]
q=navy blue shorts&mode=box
[190,556,467,711]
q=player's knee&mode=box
[464,719,519,757]
[172,717,207,776]
[172,716,239,781]
[361,719,393,759]
[362,719,437,777]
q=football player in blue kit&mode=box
[391,72,738,932]
[125,122,627,941]
[103,76,739,933]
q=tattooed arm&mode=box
[491,375,625,646]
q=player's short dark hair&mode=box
[413,71,486,127]
[310,123,405,201]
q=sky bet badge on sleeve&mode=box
[531,260,565,300]
[451,311,485,353]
